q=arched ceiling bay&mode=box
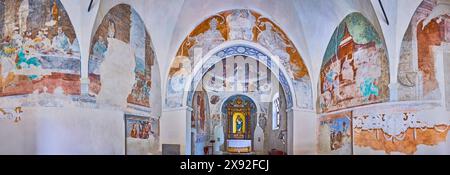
[59,0,425,109]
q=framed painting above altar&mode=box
[222,95,257,153]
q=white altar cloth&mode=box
[227,139,251,148]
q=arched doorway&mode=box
[189,52,289,155]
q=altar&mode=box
[226,139,252,153]
[222,95,257,154]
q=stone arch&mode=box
[318,12,390,113]
[165,9,312,110]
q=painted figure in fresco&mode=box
[12,30,24,48]
[341,55,355,83]
[140,122,150,139]
[227,9,255,41]
[417,19,446,98]
[23,31,34,49]
[52,27,70,53]
[35,30,52,52]
[332,75,341,102]
[108,20,116,39]
[16,48,42,80]
[93,36,107,58]
[189,18,225,57]
[168,58,191,93]
[360,78,379,101]
[196,93,206,132]
[329,117,350,150]
[236,117,243,133]
[52,0,59,22]
[71,38,80,53]
[257,22,290,66]
[130,123,138,138]
[258,113,267,129]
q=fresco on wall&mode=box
[398,0,450,101]
[125,114,160,155]
[319,13,389,113]
[89,4,156,110]
[353,103,450,155]
[200,55,274,97]
[318,111,352,154]
[166,9,312,109]
[0,106,23,123]
[0,0,80,97]
[192,90,209,134]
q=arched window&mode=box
[272,93,281,130]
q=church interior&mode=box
[0,0,449,155]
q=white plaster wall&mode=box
[292,110,317,155]
[160,109,189,154]
[0,107,125,155]
[0,112,37,155]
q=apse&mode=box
[189,54,288,155]
[88,4,161,155]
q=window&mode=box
[272,93,280,130]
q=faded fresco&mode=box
[398,0,450,101]
[353,103,450,155]
[192,90,209,134]
[89,4,156,110]
[166,9,312,109]
[189,55,288,154]
[319,13,389,113]
[318,111,352,154]
[0,0,80,97]
[0,106,23,123]
[125,114,160,155]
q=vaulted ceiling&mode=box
[60,0,424,106]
